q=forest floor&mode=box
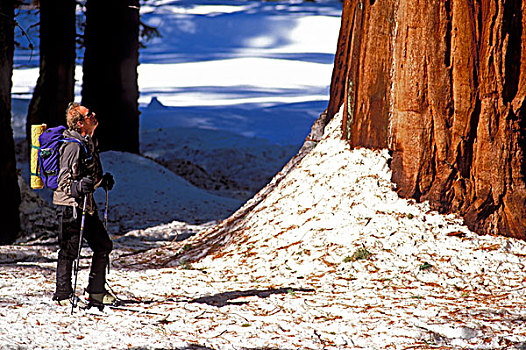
[2,111,526,350]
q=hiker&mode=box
[52,102,115,307]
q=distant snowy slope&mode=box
[141,124,299,199]
[138,0,341,65]
[139,97,326,145]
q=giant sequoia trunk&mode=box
[328,0,526,239]
[26,0,76,137]
[82,0,140,153]
[0,0,21,244]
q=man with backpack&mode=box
[52,102,115,307]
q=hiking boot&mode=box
[88,291,116,306]
[53,292,73,306]
[54,294,87,308]
[55,298,72,306]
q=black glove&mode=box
[71,177,95,198]
[101,172,115,191]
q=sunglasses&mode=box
[81,111,95,120]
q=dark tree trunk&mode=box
[328,0,526,239]
[82,0,140,153]
[0,0,21,244]
[26,0,76,136]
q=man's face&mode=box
[77,106,98,136]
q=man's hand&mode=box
[101,173,115,191]
[71,177,95,198]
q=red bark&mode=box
[329,0,526,239]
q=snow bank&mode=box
[95,151,242,230]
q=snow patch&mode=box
[95,151,242,230]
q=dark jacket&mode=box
[53,129,103,215]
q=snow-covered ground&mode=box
[3,109,526,349]
[5,0,526,349]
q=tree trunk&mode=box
[82,0,140,153]
[26,0,76,137]
[0,0,21,244]
[328,0,526,239]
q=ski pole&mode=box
[104,188,111,274]
[71,196,88,314]
[104,188,108,231]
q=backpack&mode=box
[37,125,88,190]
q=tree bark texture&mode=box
[0,0,21,243]
[82,0,140,153]
[26,0,76,138]
[328,0,526,239]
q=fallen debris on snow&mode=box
[3,109,526,349]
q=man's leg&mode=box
[83,212,113,295]
[54,206,80,301]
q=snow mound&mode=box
[128,109,526,348]
[174,109,477,270]
[95,151,242,231]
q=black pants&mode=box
[54,205,113,300]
